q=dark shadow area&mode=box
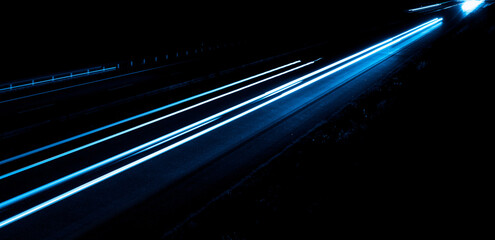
[165,3,493,239]
[2,1,491,239]
[2,1,429,82]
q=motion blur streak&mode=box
[0,18,443,229]
[408,3,443,12]
[0,61,301,166]
[0,116,220,211]
[0,61,316,209]
[0,61,313,180]
[4,16,439,180]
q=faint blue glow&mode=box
[0,61,302,166]
[461,0,484,15]
[1,18,443,168]
[0,61,316,215]
[0,18,443,228]
[408,3,443,12]
[0,116,219,211]
[0,61,313,182]
[0,67,117,93]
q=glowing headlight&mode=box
[461,0,484,15]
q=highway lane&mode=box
[0,60,304,167]
[0,59,323,230]
[2,1,490,238]
[0,60,313,200]
[0,45,304,160]
[0,16,450,239]
[0,17,442,198]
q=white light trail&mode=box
[0,61,314,181]
[0,60,301,166]
[0,17,442,169]
[0,18,443,229]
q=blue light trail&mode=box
[0,61,317,210]
[408,2,444,12]
[0,61,313,181]
[0,17,444,168]
[2,14,438,176]
[0,17,443,229]
[0,60,302,166]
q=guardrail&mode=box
[0,65,118,93]
[0,40,245,94]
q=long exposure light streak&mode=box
[0,17,442,168]
[2,15,437,179]
[0,18,442,229]
[408,2,444,12]
[0,17,441,169]
[0,61,314,181]
[0,60,302,166]
[0,63,316,210]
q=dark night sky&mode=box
[2,1,434,81]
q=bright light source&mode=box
[461,0,484,15]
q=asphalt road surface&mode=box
[0,2,490,239]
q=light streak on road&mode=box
[0,62,316,181]
[0,60,302,166]
[408,2,445,12]
[0,18,443,229]
[0,61,317,210]
[2,15,439,178]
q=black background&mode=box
[2,1,430,81]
